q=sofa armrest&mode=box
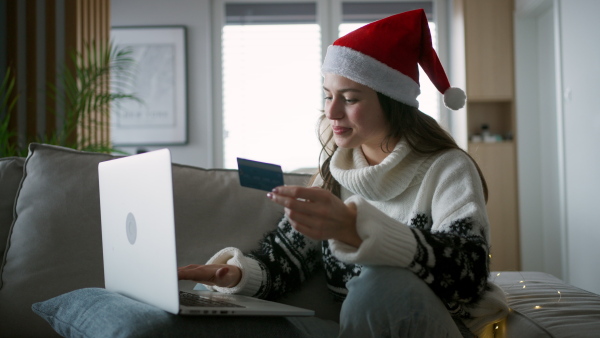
[491,271,600,338]
[0,157,25,259]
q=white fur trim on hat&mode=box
[443,87,467,110]
[322,45,421,108]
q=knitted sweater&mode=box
[205,142,508,334]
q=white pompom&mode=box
[443,87,467,110]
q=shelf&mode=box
[467,101,514,142]
[468,141,514,149]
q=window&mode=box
[214,1,442,171]
[220,3,322,171]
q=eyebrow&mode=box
[323,86,363,93]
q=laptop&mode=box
[98,149,314,316]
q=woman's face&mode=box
[323,73,392,164]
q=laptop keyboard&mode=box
[179,291,245,308]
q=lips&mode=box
[332,126,351,135]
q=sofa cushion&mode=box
[0,143,333,337]
[492,271,600,337]
[32,288,306,338]
[0,156,25,260]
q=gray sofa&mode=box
[1,143,600,337]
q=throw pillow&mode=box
[32,288,306,338]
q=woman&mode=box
[179,9,507,337]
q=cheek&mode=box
[363,115,390,139]
[347,107,369,125]
[353,108,387,132]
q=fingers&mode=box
[271,185,326,201]
[177,264,242,288]
[215,267,230,279]
[177,264,215,284]
[268,194,314,216]
[267,186,332,214]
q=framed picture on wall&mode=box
[110,26,188,145]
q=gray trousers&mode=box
[288,266,466,338]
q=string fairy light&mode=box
[491,271,563,309]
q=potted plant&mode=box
[0,42,138,157]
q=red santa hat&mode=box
[321,9,466,110]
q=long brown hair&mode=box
[311,92,488,202]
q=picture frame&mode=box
[110,26,188,145]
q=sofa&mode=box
[1,143,600,337]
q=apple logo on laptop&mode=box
[126,212,137,245]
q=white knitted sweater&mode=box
[206,142,508,335]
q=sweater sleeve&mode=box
[202,247,266,296]
[203,216,323,300]
[330,151,491,307]
[246,216,323,300]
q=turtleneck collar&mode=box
[330,141,432,201]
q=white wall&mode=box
[560,0,600,294]
[536,7,563,280]
[515,0,600,294]
[111,0,214,168]
[515,9,544,273]
[515,0,564,279]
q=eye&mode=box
[323,96,332,101]
[344,98,357,104]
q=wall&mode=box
[560,0,600,294]
[515,0,600,294]
[111,0,213,168]
[536,7,562,280]
[514,7,544,273]
[515,0,563,279]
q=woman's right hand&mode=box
[177,264,242,288]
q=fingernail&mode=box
[267,192,273,199]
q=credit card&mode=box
[237,158,284,191]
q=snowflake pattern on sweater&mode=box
[408,215,490,316]
[248,212,488,313]
[230,144,495,321]
[248,217,321,300]
[248,216,362,301]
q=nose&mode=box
[325,98,344,120]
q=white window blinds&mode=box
[222,3,322,171]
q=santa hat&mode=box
[321,9,466,110]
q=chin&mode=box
[333,135,362,150]
[334,142,358,150]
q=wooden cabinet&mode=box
[468,142,520,271]
[460,0,521,271]
[464,0,515,100]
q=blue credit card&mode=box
[237,158,284,191]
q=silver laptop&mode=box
[98,149,314,316]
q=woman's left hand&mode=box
[267,186,362,247]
